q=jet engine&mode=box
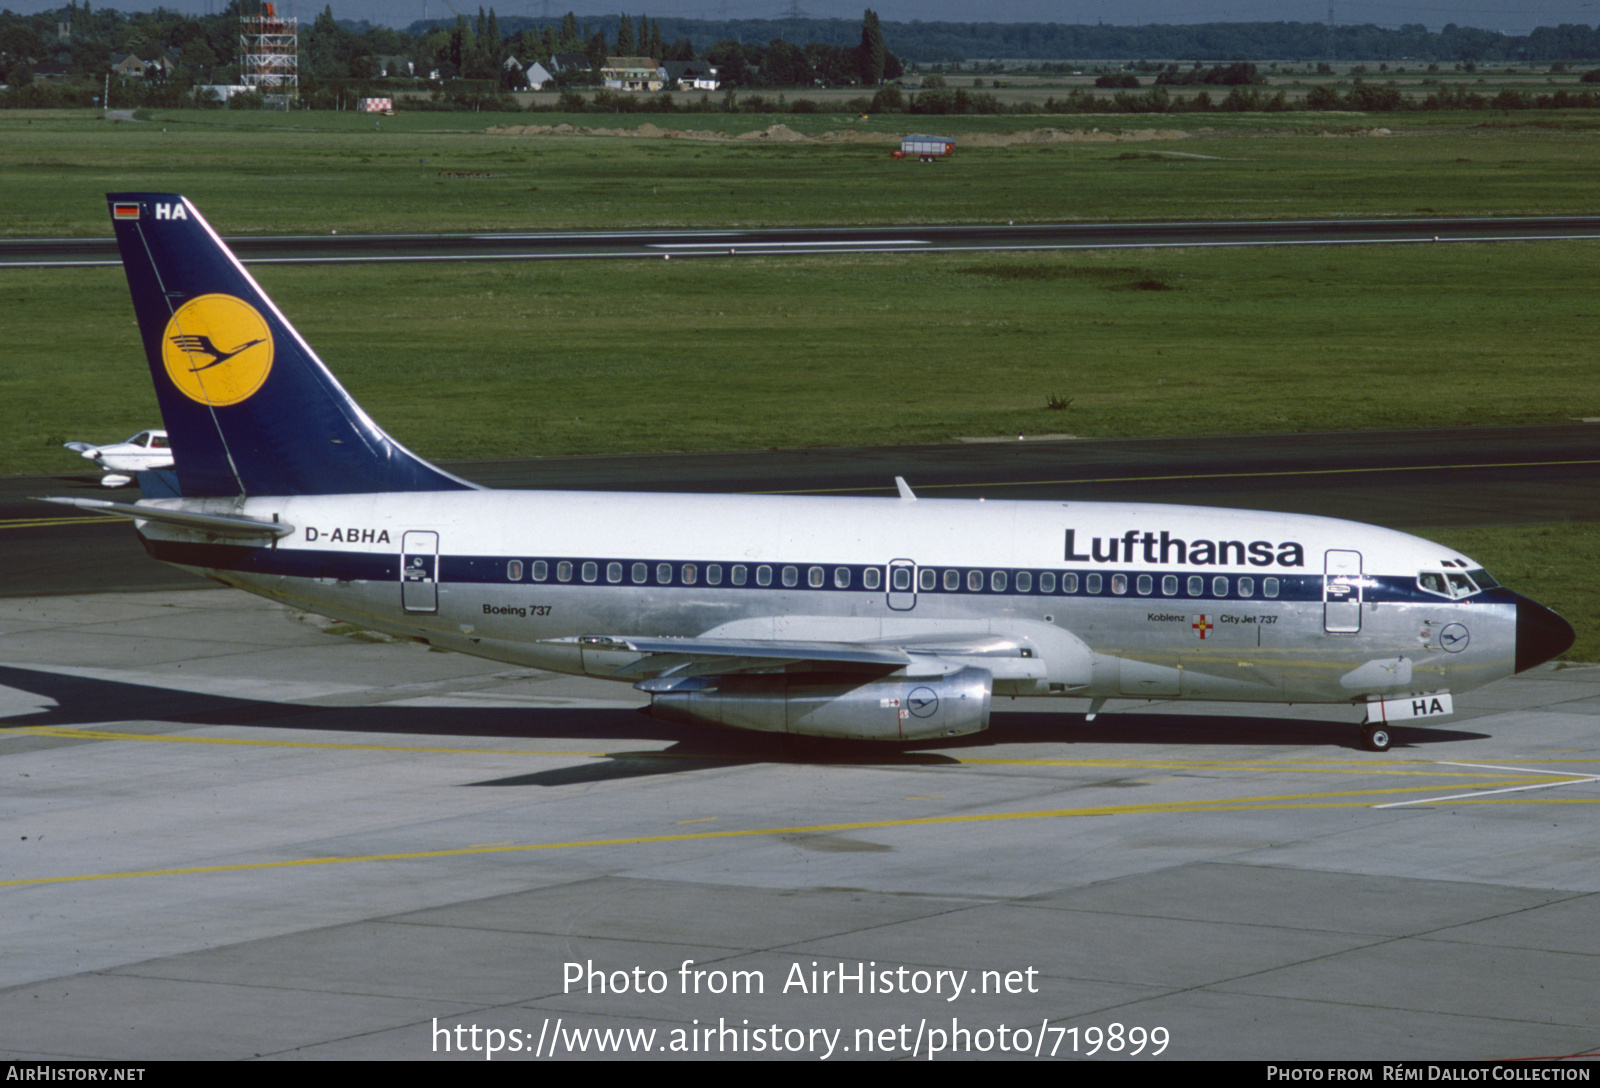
[647,666,993,741]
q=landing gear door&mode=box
[1324,549,1362,633]
[402,530,439,613]
[886,559,917,611]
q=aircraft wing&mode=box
[563,631,1012,740]
[595,636,914,688]
[560,628,1056,688]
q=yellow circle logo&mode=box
[161,294,274,407]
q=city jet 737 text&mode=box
[45,194,1575,752]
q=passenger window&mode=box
[657,562,673,584]
[892,566,912,591]
[991,570,1008,592]
[1264,577,1280,598]
[1040,572,1057,593]
[1061,573,1077,593]
[945,569,960,591]
[1212,575,1229,597]
[782,565,799,587]
[1111,573,1127,595]
[707,564,723,586]
[967,570,983,592]
[507,560,523,581]
[1086,573,1102,594]
[606,562,622,584]
[1016,571,1033,593]
[1238,576,1254,598]
[532,560,548,582]
[863,567,882,590]
[833,567,850,589]
[1162,574,1178,596]
[581,561,598,583]
[1136,574,1152,595]
[810,566,825,588]
[682,564,697,585]
[632,562,648,584]
[756,565,772,587]
[732,564,748,586]
[919,568,936,591]
[1187,575,1204,596]
[557,561,573,583]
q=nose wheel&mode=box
[1360,724,1392,752]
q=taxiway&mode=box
[0,590,1597,1059]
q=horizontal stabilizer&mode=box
[38,496,294,539]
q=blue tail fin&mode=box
[108,194,474,497]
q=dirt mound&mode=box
[487,122,1203,146]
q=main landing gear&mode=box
[1360,723,1392,752]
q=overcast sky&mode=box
[13,1,1597,37]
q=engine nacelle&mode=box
[648,667,993,741]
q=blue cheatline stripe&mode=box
[142,538,1499,607]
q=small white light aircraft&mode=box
[44,194,1575,752]
[63,429,173,487]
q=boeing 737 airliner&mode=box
[46,194,1576,752]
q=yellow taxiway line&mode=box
[4,725,1595,889]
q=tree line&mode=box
[3,3,1599,111]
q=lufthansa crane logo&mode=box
[161,294,274,407]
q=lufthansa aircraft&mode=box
[46,194,1575,752]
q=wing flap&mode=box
[598,636,912,681]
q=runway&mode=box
[7,215,1600,268]
[2,427,1599,1060]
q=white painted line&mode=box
[1374,761,1600,808]
[1438,760,1600,776]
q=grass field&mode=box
[11,241,1599,471]
[2,108,1599,235]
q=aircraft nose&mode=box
[1515,594,1575,673]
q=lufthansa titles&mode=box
[1067,529,1305,568]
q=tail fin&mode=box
[107,194,474,497]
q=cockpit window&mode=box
[1419,570,1484,599]
[1468,567,1499,589]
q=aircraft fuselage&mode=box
[136,490,1525,709]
